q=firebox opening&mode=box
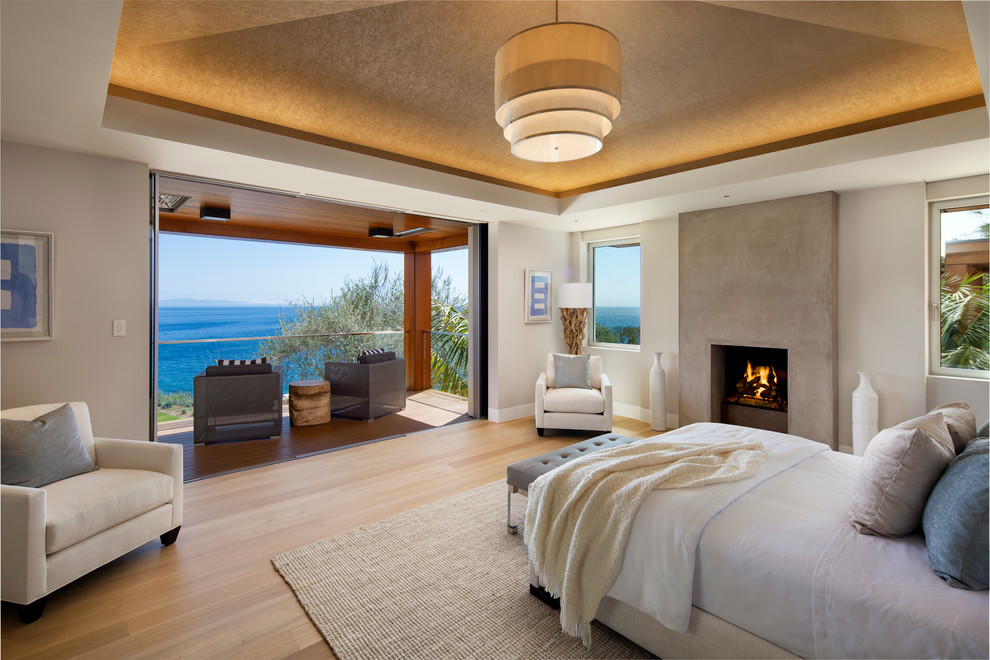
[723,346,788,412]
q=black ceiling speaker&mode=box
[200,206,231,222]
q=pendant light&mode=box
[494,3,621,163]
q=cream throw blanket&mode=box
[524,438,766,646]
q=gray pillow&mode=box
[849,424,952,537]
[923,438,989,590]
[895,411,955,458]
[929,402,978,454]
[1,403,98,487]
[553,354,591,389]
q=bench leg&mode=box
[507,486,519,535]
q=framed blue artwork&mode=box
[1,230,53,341]
[525,268,551,323]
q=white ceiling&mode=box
[2,0,988,233]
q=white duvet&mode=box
[604,423,990,659]
[603,423,827,634]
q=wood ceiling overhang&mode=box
[113,1,985,197]
[156,175,471,253]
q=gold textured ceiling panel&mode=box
[110,1,984,195]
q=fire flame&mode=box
[744,360,776,399]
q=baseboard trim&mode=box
[488,403,534,423]
[613,402,640,420]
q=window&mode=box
[930,196,989,377]
[590,240,641,346]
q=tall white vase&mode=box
[650,351,667,432]
[852,371,879,456]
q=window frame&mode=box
[928,195,989,380]
[588,238,642,349]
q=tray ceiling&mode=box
[110,1,984,197]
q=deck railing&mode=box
[157,330,406,399]
[157,329,469,406]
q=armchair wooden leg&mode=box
[160,525,181,546]
[16,597,46,624]
[537,428,544,436]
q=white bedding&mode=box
[605,423,827,634]
[604,423,990,659]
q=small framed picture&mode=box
[1,230,54,341]
[525,268,552,323]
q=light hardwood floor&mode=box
[1,415,654,659]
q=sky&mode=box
[593,244,641,308]
[940,206,988,255]
[158,234,468,305]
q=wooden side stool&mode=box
[288,379,331,426]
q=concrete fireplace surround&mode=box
[679,192,838,448]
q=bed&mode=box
[526,418,989,659]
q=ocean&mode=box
[157,306,295,395]
[595,306,640,329]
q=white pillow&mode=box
[849,421,952,537]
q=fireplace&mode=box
[724,346,787,411]
[711,345,789,434]
[679,192,838,447]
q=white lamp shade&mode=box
[495,22,621,163]
[558,282,593,308]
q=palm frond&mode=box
[939,270,989,371]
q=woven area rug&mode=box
[272,481,653,659]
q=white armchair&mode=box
[1,402,183,623]
[535,353,613,435]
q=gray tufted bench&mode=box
[506,432,640,534]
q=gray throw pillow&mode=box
[553,354,591,389]
[1,403,98,487]
[929,401,978,454]
[895,411,955,458]
[849,424,952,537]
[923,438,989,590]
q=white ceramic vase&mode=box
[650,351,667,432]
[852,371,879,456]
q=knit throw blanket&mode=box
[523,438,766,646]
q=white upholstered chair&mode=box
[1,402,183,623]
[535,353,613,435]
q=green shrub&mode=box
[594,324,641,345]
[157,391,193,409]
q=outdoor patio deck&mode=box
[158,389,470,481]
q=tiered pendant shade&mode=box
[495,22,621,163]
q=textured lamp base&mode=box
[560,307,588,355]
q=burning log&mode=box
[727,358,787,412]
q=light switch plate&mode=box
[113,320,126,337]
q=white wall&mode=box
[837,183,928,450]
[487,220,573,421]
[836,176,990,451]
[639,217,679,429]
[1,142,151,439]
